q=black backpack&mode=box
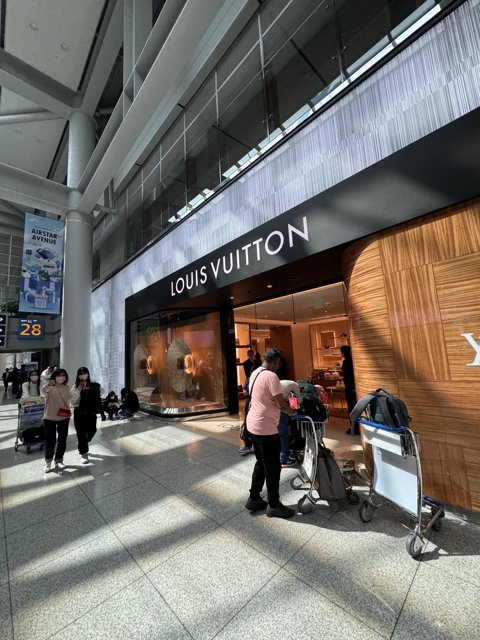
[296,379,319,398]
[296,379,327,423]
[350,388,411,428]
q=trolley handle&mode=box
[358,418,407,434]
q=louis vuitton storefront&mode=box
[124,113,480,511]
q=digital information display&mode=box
[17,318,46,340]
[0,314,7,349]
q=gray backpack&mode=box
[350,388,411,428]
[314,446,347,500]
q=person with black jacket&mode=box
[340,345,358,435]
[10,366,20,396]
[2,368,9,392]
[119,388,139,419]
[242,350,256,378]
[101,391,120,420]
[71,367,103,463]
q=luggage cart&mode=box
[15,402,46,453]
[290,415,359,513]
[358,418,445,559]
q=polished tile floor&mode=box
[0,395,479,640]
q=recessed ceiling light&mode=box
[60,42,69,51]
[29,21,38,31]
[266,284,273,289]
[229,296,235,300]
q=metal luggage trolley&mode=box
[291,415,359,513]
[358,418,445,558]
[15,402,46,453]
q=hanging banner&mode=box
[19,213,65,315]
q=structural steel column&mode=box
[60,110,96,377]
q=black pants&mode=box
[249,433,281,508]
[43,418,69,461]
[74,408,97,454]
[104,405,119,419]
[344,388,359,434]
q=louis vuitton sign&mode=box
[170,216,309,298]
[461,333,480,366]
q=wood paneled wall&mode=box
[342,200,480,511]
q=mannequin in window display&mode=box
[194,360,214,401]
[184,353,214,401]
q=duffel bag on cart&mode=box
[314,446,347,500]
[21,425,45,444]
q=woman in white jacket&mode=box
[20,369,43,405]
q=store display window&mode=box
[129,310,227,415]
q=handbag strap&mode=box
[248,367,267,398]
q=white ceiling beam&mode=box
[0,198,23,217]
[78,0,257,212]
[0,212,23,229]
[0,224,23,238]
[0,48,81,119]
[0,161,70,215]
[81,0,124,115]
[0,110,64,125]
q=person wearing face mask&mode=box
[43,369,78,472]
[19,369,43,405]
[71,367,103,463]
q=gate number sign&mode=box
[18,319,45,340]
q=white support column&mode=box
[60,111,96,378]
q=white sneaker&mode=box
[55,459,66,470]
[81,454,89,464]
[44,460,52,473]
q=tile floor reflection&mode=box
[0,399,479,640]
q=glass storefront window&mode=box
[130,310,228,415]
[337,0,391,71]
[185,98,220,201]
[218,70,267,175]
[102,0,448,285]
[216,18,261,88]
[263,3,339,130]
[159,136,186,223]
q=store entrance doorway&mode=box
[233,282,351,419]
[233,282,363,466]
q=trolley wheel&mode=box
[359,501,374,523]
[290,475,305,491]
[406,532,424,559]
[347,491,360,505]
[26,446,31,453]
[298,495,313,514]
[432,519,442,532]
[14,445,18,452]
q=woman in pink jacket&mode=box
[42,368,79,473]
